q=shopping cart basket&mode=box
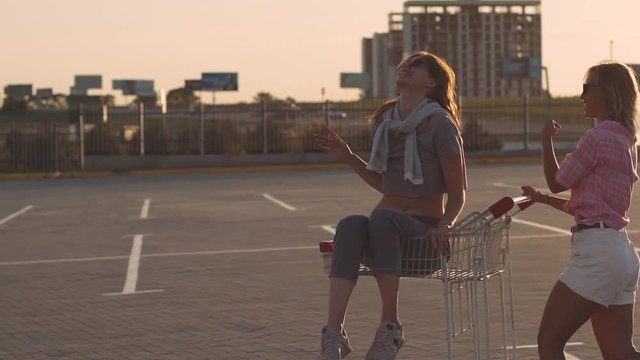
[319,195,532,359]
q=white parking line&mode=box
[509,341,583,350]
[0,245,318,266]
[140,199,151,219]
[493,182,523,190]
[512,218,572,235]
[321,225,336,235]
[0,255,128,266]
[262,193,297,211]
[0,205,34,226]
[564,352,581,360]
[103,234,163,296]
[511,233,565,240]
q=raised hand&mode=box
[314,127,353,162]
[542,119,561,139]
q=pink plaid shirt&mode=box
[556,120,638,229]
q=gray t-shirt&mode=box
[370,111,467,197]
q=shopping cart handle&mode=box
[488,195,533,218]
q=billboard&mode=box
[70,86,87,96]
[185,79,202,91]
[112,80,155,96]
[4,84,33,99]
[340,73,371,89]
[502,57,541,80]
[36,88,54,99]
[74,75,102,90]
[201,72,238,91]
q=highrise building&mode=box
[365,0,542,99]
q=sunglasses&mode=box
[407,57,427,67]
[397,57,427,71]
[582,83,598,94]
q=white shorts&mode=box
[560,228,640,306]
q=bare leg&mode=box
[375,273,401,325]
[538,281,600,360]
[327,276,356,331]
[591,303,640,359]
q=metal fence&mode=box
[0,97,590,173]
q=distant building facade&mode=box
[365,0,542,99]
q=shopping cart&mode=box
[319,195,532,359]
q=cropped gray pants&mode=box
[330,208,439,282]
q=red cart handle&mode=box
[488,195,532,219]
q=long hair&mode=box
[368,51,461,133]
[586,61,639,141]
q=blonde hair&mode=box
[368,51,461,132]
[586,61,639,140]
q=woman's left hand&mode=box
[429,225,451,255]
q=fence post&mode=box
[53,123,59,174]
[261,99,268,154]
[523,93,530,151]
[139,102,145,155]
[324,100,329,128]
[79,104,85,171]
[199,98,205,155]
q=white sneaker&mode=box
[364,322,404,360]
[317,325,352,360]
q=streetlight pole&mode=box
[541,66,551,118]
[610,40,614,59]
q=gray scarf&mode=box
[366,98,446,185]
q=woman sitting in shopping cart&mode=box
[314,51,467,360]
[522,61,640,360]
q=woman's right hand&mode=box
[521,185,548,204]
[542,119,561,140]
[314,127,352,162]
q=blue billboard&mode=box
[4,84,33,99]
[113,80,155,96]
[201,73,238,91]
[502,57,541,80]
[340,73,371,89]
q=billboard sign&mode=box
[4,84,33,99]
[36,88,54,99]
[74,75,102,90]
[340,72,371,89]
[201,72,238,91]
[502,57,541,80]
[185,79,202,91]
[112,80,155,96]
[70,86,86,96]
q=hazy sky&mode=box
[1,0,639,104]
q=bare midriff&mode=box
[375,193,444,219]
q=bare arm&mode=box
[542,120,569,193]
[521,185,573,215]
[314,127,382,192]
[430,153,466,255]
[438,154,466,227]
